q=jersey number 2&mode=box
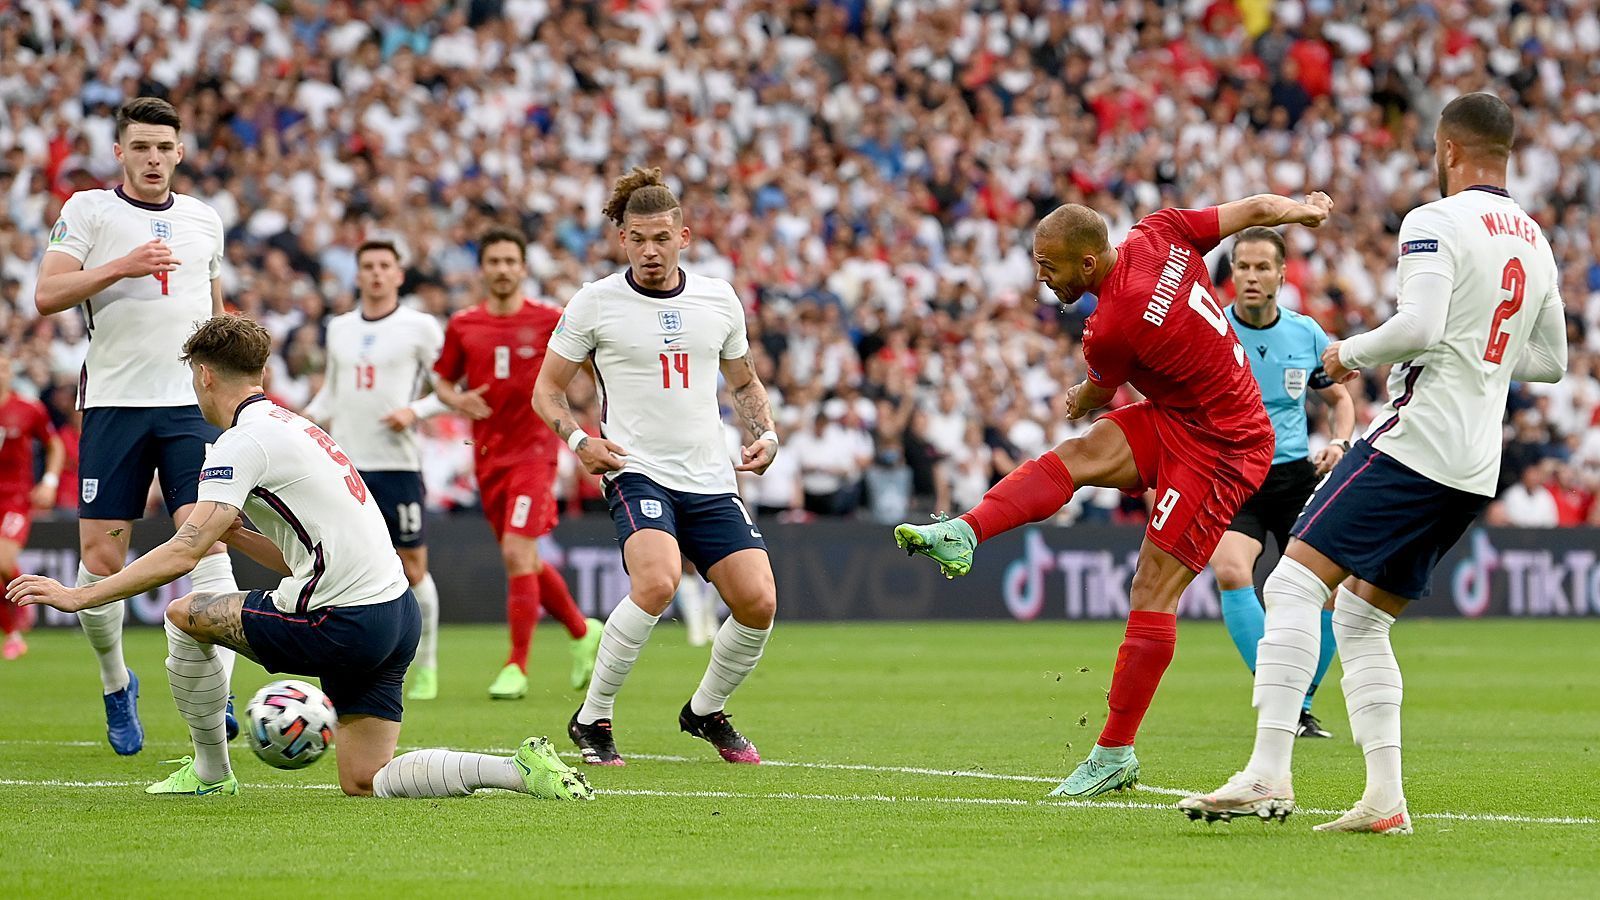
[1483,258,1526,365]
[659,352,689,389]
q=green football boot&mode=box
[512,737,595,800]
[1049,746,1140,799]
[488,663,528,700]
[406,665,438,701]
[145,757,239,796]
[893,515,977,579]
[570,619,603,691]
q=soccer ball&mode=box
[246,680,337,770]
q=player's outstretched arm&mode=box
[1215,192,1333,239]
[534,353,627,475]
[7,501,239,612]
[34,243,178,316]
[721,353,779,474]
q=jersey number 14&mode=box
[659,352,689,389]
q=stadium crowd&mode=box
[3,0,1600,528]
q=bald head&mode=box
[1037,204,1110,256]
[1033,204,1114,306]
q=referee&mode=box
[1212,227,1355,739]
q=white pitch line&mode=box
[4,741,1595,826]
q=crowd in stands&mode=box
[3,0,1600,528]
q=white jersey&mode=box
[198,396,407,613]
[548,269,749,494]
[1357,187,1562,496]
[46,188,223,408]
[305,306,443,471]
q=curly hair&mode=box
[602,166,680,227]
[181,315,272,377]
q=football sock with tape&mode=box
[506,573,540,671]
[1334,586,1405,811]
[1246,557,1328,780]
[690,617,772,716]
[373,750,525,797]
[577,596,659,725]
[164,618,230,783]
[74,565,128,693]
[1219,586,1264,673]
[1305,607,1337,713]
[958,451,1075,543]
[537,566,586,639]
[189,553,239,685]
[1097,610,1177,747]
[412,573,440,669]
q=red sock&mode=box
[536,566,587,639]
[0,597,18,635]
[1098,610,1178,748]
[958,451,1075,542]
[506,573,540,671]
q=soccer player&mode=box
[1181,94,1565,834]
[1213,227,1355,739]
[8,315,591,800]
[535,167,779,766]
[304,240,448,701]
[432,227,601,700]
[33,98,242,754]
[894,191,1334,797]
[0,348,65,660]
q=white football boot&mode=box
[1313,800,1413,835]
[1178,771,1296,823]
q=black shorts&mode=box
[1227,458,1319,552]
[239,589,421,722]
[360,470,426,549]
[78,405,220,520]
[1292,441,1490,600]
[604,473,768,579]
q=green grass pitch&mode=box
[2,619,1597,897]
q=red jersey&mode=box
[0,393,55,500]
[434,299,564,470]
[1082,207,1272,449]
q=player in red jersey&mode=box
[895,192,1333,797]
[432,227,601,700]
[0,349,66,660]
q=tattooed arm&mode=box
[719,353,779,475]
[534,351,628,475]
[7,502,239,612]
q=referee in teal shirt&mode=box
[1212,227,1356,739]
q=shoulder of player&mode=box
[1399,198,1461,235]
[169,192,223,225]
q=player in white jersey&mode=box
[33,98,242,756]
[1182,93,1566,834]
[303,240,449,701]
[535,167,781,766]
[9,316,591,800]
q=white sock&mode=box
[1333,586,1405,810]
[577,596,659,724]
[164,618,231,783]
[690,618,772,715]
[1245,557,1330,781]
[676,577,710,646]
[75,564,128,693]
[189,553,239,685]
[412,573,439,669]
[372,749,525,798]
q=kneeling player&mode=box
[10,316,590,800]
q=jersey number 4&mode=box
[1483,258,1525,365]
[659,352,689,389]
[154,271,170,296]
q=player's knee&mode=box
[500,546,540,577]
[400,556,427,586]
[340,773,375,797]
[630,571,679,611]
[1212,558,1253,591]
[163,596,199,638]
[733,589,776,628]
[1127,564,1183,613]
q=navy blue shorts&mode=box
[361,470,426,549]
[240,589,421,722]
[78,406,220,520]
[1292,441,1489,600]
[605,473,767,578]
